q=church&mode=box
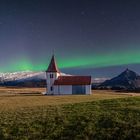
[46,55,91,95]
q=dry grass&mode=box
[0,87,139,139]
[0,87,139,110]
[0,87,44,95]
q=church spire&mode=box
[46,55,60,73]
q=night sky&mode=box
[0,0,140,77]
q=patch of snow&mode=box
[92,78,110,83]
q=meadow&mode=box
[0,88,139,140]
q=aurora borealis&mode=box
[0,0,140,77]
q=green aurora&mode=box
[1,49,140,72]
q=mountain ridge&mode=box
[0,71,46,87]
[98,69,140,91]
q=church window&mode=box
[50,86,53,91]
[50,74,53,78]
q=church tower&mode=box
[46,55,60,94]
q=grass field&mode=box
[0,88,139,140]
[0,88,136,110]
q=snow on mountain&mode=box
[0,71,46,83]
[92,78,110,84]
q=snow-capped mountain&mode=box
[0,71,46,87]
[0,71,46,83]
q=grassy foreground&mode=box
[0,88,139,140]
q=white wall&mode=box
[46,72,60,94]
[54,85,91,95]
[86,85,91,95]
[54,85,72,95]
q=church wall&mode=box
[85,85,91,94]
[46,72,59,95]
[54,85,91,95]
[54,85,72,95]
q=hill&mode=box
[98,69,140,91]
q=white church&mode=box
[46,55,91,95]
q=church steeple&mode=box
[46,55,60,73]
[45,55,60,95]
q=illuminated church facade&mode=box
[46,55,91,95]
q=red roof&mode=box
[54,76,91,85]
[46,55,60,72]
